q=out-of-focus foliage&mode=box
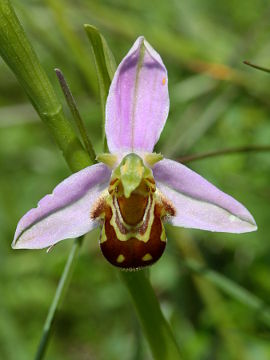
[1,0,270,359]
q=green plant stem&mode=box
[35,238,83,360]
[120,270,182,360]
[177,144,270,163]
[0,0,90,173]
[55,68,96,163]
[243,60,270,74]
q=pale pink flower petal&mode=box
[153,158,257,233]
[105,36,169,153]
[13,163,111,249]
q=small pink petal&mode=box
[153,158,257,233]
[105,36,169,153]
[13,163,111,249]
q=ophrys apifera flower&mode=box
[13,37,257,270]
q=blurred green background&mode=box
[1,0,270,359]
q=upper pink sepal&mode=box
[105,36,169,154]
[153,158,257,233]
[13,163,111,249]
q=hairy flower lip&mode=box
[13,37,257,254]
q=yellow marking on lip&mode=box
[161,227,166,242]
[142,253,153,261]
[116,254,125,263]
[162,77,166,85]
[108,193,155,243]
[100,225,107,243]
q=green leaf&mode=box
[84,24,116,149]
[0,0,91,172]
[55,68,96,163]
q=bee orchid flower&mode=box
[13,37,257,270]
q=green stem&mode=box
[35,238,83,360]
[0,0,90,173]
[177,144,270,163]
[120,270,182,360]
[243,60,270,74]
[55,68,96,163]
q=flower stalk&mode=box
[34,237,83,360]
[121,270,182,360]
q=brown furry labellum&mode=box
[91,178,175,270]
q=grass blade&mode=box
[55,68,96,163]
[84,24,116,149]
[84,24,116,151]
